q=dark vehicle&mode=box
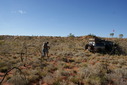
[85,37,117,54]
[94,43,105,52]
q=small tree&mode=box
[110,33,114,37]
[88,34,96,37]
[119,34,123,38]
[68,33,75,37]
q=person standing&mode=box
[42,42,50,57]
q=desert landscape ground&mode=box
[0,35,127,85]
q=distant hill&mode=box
[0,35,127,56]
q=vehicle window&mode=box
[95,43,104,46]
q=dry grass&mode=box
[0,35,127,85]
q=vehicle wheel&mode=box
[85,44,89,50]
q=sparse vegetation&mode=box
[0,35,127,85]
[68,33,75,37]
[110,33,114,37]
[119,34,124,38]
